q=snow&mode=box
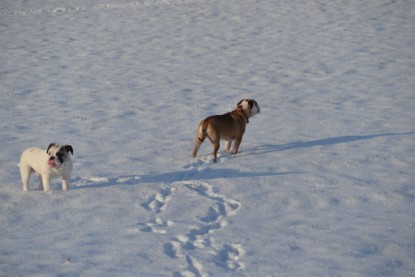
[1,0,414,276]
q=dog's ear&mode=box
[47,143,56,154]
[237,99,246,107]
[65,145,73,155]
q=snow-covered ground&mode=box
[1,0,414,276]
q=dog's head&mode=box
[46,143,73,168]
[236,99,260,118]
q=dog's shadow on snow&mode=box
[72,167,297,190]
[141,167,298,183]
[243,131,415,157]
[72,132,414,190]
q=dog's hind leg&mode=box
[207,125,221,162]
[211,141,220,162]
[192,135,204,158]
[224,140,232,151]
[20,167,31,191]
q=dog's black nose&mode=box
[49,156,55,161]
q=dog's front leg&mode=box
[41,175,51,192]
[62,175,70,190]
[232,136,243,155]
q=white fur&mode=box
[19,145,73,191]
[238,100,251,111]
[238,99,260,118]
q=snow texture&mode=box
[1,0,414,276]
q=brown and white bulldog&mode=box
[19,143,73,191]
[192,99,260,162]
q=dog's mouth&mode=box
[48,157,58,168]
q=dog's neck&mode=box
[235,106,249,123]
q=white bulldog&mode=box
[19,143,73,191]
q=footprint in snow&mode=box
[141,187,175,213]
[138,217,173,234]
[214,243,246,270]
[138,180,244,275]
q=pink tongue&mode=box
[48,160,57,168]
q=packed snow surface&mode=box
[1,0,414,276]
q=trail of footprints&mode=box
[139,181,244,276]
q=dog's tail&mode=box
[192,119,210,158]
[197,120,209,142]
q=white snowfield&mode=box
[1,0,414,276]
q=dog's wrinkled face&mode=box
[46,143,73,168]
[237,99,260,118]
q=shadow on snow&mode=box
[72,167,298,189]
[243,131,414,156]
[72,131,414,190]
